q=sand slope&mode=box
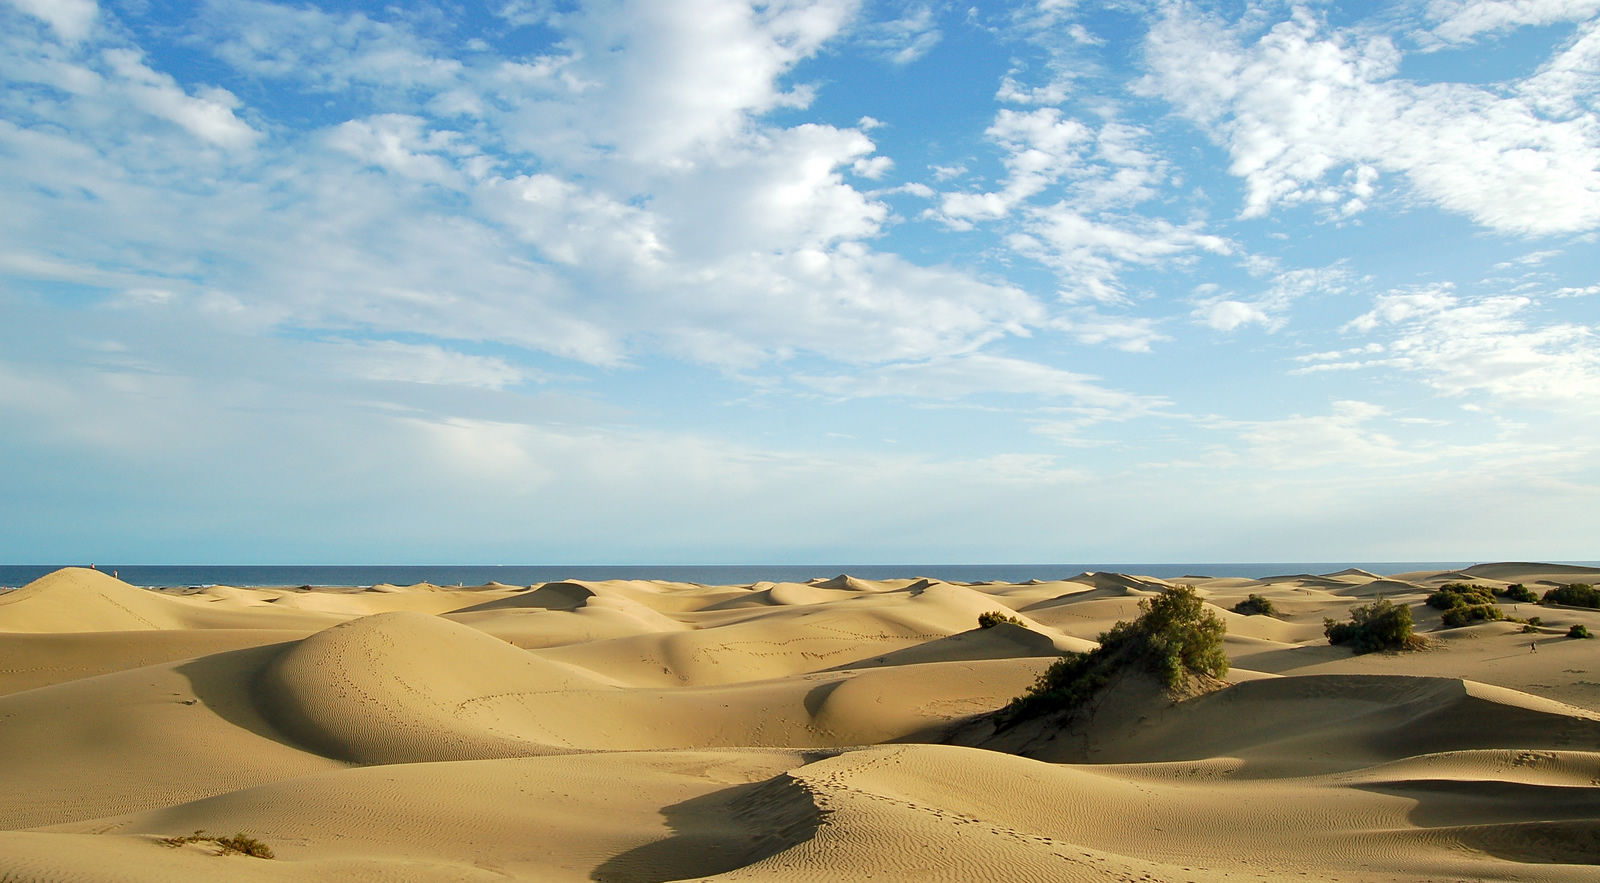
[3,562,1599,880]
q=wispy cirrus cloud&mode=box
[795,352,1167,416]
[1335,285,1600,408]
[1425,0,1600,43]
[853,1,942,64]
[1192,265,1352,333]
[1142,4,1600,234]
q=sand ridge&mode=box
[2,563,1598,880]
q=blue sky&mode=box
[1,0,1597,564]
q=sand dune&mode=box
[0,567,218,632]
[3,563,1598,880]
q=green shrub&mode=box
[1427,583,1497,610]
[1324,599,1417,654]
[1005,585,1227,722]
[1231,594,1278,617]
[1570,624,1594,639]
[1527,616,1542,627]
[978,610,1023,629]
[1440,604,1506,628]
[161,830,274,859]
[1497,583,1538,603]
[1543,584,1600,608]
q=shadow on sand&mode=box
[591,772,826,883]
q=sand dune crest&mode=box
[0,567,192,632]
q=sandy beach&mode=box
[1,563,1598,880]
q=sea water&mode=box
[7,561,1594,590]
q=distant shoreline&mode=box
[5,561,1599,590]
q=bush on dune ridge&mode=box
[1423,582,1521,629]
[1324,599,1420,654]
[1231,594,1277,617]
[1426,583,1497,610]
[1543,584,1600,609]
[1003,585,1226,724]
[1498,583,1538,603]
[1440,604,1506,628]
[977,610,1023,629]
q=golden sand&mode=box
[1,564,1597,880]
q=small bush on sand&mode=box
[1231,594,1278,617]
[1427,583,1497,610]
[1543,584,1600,609]
[1497,583,1538,603]
[1005,585,1226,722]
[978,610,1023,629]
[1440,604,1507,628]
[161,830,274,859]
[1325,599,1418,654]
[1570,624,1594,639]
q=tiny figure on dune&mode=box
[1531,640,1538,653]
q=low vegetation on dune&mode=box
[1427,583,1497,610]
[1543,584,1600,608]
[1499,583,1538,603]
[977,610,1023,629]
[1325,599,1422,654]
[1441,604,1507,628]
[1003,585,1226,724]
[1231,594,1277,617]
[161,830,274,859]
[1571,624,1594,639]
[1427,583,1510,629]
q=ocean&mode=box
[7,561,1593,590]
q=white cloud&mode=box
[1517,16,1600,118]
[1050,308,1168,353]
[855,3,942,64]
[326,115,473,184]
[201,0,462,92]
[935,107,1094,223]
[2,0,1066,384]
[331,341,528,390]
[795,352,1166,415]
[651,244,1045,368]
[1010,208,1232,303]
[1143,5,1600,234]
[652,123,889,256]
[1342,286,1600,408]
[4,0,96,42]
[1294,342,1386,363]
[497,0,859,167]
[1197,300,1272,331]
[1208,400,1432,470]
[927,95,1221,305]
[103,49,259,149]
[1492,248,1562,269]
[478,172,667,268]
[1191,265,1350,333]
[1426,0,1600,43]
[996,74,1071,105]
[852,154,894,178]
